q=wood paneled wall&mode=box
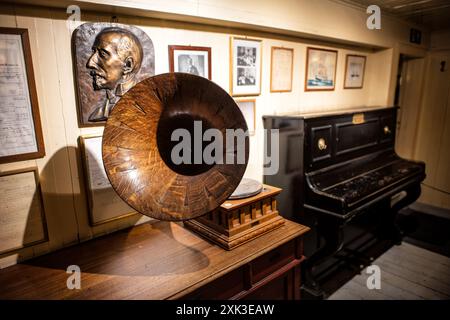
[413,52,450,209]
[0,2,397,267]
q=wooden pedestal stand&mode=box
[184,185,285,250]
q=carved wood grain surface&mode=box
[102,73,249,221]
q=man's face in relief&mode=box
[86,31,126,91]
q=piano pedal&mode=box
[301,284,325,300]
[336,249,372,270]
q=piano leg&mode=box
[379,185,422,245]
[301,186,422,299]
[302,214,344,299]
[377,201,403,245]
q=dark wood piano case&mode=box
[263,107,425,298]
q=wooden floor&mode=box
[328,242,450,300]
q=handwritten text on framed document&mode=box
[0,28,45,163]
[270,47,294,92]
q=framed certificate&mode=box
[270,47,294,92]
[79,135,138,226]
[0,167,48,255]
[0,28,45,164]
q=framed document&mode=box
[79,135,138,226]
[0,28,45,164]
[344,54,366,89]
[0,167,48,255]
[168,45,211,80]
[230,37,262,96]
[305,47,338,91]
[270,47,294,92]
[236,99,256,135]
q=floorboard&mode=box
[328,243,450,300]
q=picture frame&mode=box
[344,54,366,89]
[0,27,45,164]
[230,37,262,96]
[168,45,211,80]
[79,135,138,226]
[0,167,48,255]
[236,99,256,135]
[270,47,294,92]
[305,47,338,91]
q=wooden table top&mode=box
[0,219,309,299]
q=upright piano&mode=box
[263,106,425,297]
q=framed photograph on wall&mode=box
[0,167,48,255]
[270,47,294,92]
[79,135,138,226]
[0,27,45,164]
[169,45,211,80]
[230,37,262,96]
[305,47,338,91]
[236,99,256,135]
[344,54,366,89]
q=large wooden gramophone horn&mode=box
[102,73,249,221]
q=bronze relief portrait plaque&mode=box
[72,23,154,126]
